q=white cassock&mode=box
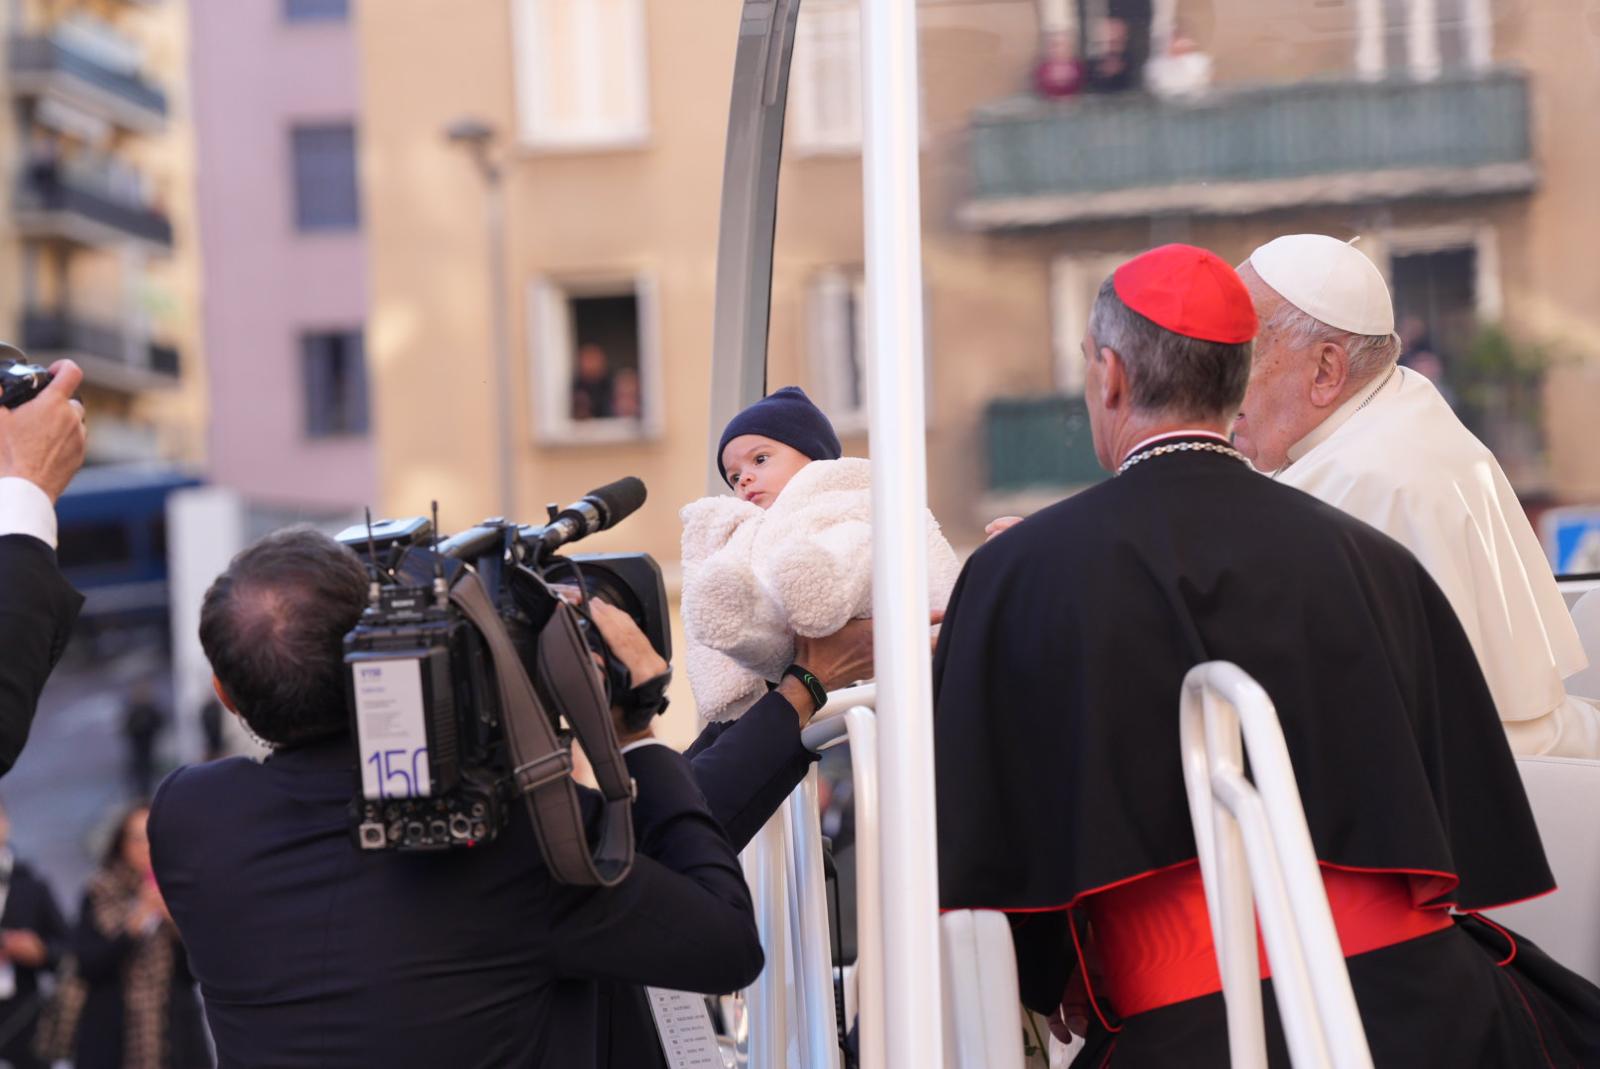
[1276,365,1598,757]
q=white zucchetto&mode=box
[1248,234,1395,337]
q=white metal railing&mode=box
[860,0,944,1061]
[738,686,880,1069]
[1179,662,1374,1069]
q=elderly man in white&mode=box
[1231,233,1597,757]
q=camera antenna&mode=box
[431,500,447,606]
[364,507,381,604]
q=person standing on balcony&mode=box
[936,244,1600,1066]
[1232,234,1598,758]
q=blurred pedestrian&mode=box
[0,799,66,1069]
[121,682,166,797]
[34,804,210,1069]
[198,698,226,763]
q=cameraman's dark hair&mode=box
[198,528,369,747]
[1088,277,1253,419]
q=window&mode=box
[290,124,359,231]
[510,0,650,149]
[528,276,662,444]
[284,0,348,21]
[302,329,369,437]
[807,269,869,433]
[1358,0,1491,79]
[789,0,862,154]
[1051,253,1132,395]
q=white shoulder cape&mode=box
[679,457,962,722]
[1278,369,1586,734]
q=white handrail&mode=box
[741,811,794,1068]
[1179,662,1374,1069]
[802,705,884,1069]
[786,769,842,1068]
[860,0,944,1064]
[738,702,884,1069]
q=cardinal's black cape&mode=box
[933,442,1600,1065]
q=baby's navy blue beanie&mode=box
[717,386,842,484]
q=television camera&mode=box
[335,477,669,886]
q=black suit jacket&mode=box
[0,535,82,776]
[148,730,764,1069]
[598,689,819,1069]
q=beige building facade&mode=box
[355,0,1600,734]
[4,0,204,465]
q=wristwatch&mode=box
[782,663,828,711]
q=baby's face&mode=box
[721,435,811,509]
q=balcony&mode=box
[15,161,173,249]
[22,310,180,393]
[985,395,1104,497]
[961,69,1536,228]
[9,33,167,133]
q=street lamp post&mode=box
[445,118,515,519]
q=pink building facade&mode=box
[189,0,373,512]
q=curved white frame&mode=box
[1179,661,1374,1069]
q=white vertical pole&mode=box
[1354,0,1384,80]
[166,486,247,762]
[859,1,943,1067]
[1408,0,1441,80]
[742,809,793,1068]
[1462,0,1492,72]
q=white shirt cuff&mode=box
[620,738,672,756]
[0,477,57,548]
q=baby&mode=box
[681,386,960,721]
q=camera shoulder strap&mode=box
[448,571,635,887]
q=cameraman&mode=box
[147,529,774,1068]
[0,357,86,776]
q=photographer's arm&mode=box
[543,744,765,994]
[0,361,86,775]
[683,620,875,850]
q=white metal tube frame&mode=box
[859,1,945,1065]
[803,695,884,1069]
[734,685,879,1069]
[1179,662,1374,1069]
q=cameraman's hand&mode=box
[0,360,86,503]
[586,599,668,688]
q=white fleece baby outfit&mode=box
[680,457,962,722]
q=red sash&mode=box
[1083,862,1452,1017]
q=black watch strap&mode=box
[783,664,828,710]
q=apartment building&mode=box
[188,0,372,512]
[4,0,202,463]
[355,0,1600,572]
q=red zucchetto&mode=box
[1112,244,1258,344]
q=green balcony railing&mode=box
[986,395,1105,493]
[967,69,1533,223]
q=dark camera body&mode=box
[0,362,53,409]
[337,513,669,854]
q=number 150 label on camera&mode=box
[353,658,433,800]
